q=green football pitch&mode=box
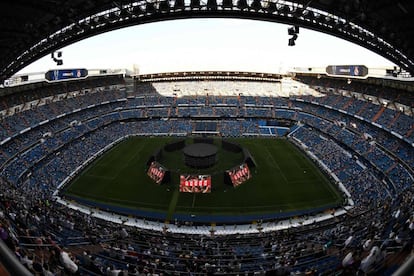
[63,137,343,220]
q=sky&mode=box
[17,18,396,75]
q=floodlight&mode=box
[294,26,299,34]
[287,26,299,46]
[222,0,233,8]
[207,0,218,10]
[51,51,63,66]
[237,0,248,10]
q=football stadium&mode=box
[0,1,413,275]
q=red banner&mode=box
[147,161,166,184]
[180,174,211,193]
[227,163,251,187]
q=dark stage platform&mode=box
[182,143,218,168]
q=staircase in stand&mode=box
[387,112,401,129]
[405,125,414,138]
[386,162,399,174]
[341,97,355,110]
[356,101,370,117]
[372,106,386,122]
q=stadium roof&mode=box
[0,0,413,82]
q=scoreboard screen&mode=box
[227,163,251,187]
[180,174,211,193]
[45,68,88,81]
[326,65,368,77]
[147,161,166,184]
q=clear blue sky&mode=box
[17,18,395,75]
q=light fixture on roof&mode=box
[288,26,299,35]
[51,51,63,66]
[288,26,299,46]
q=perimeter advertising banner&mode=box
[326,65,368,77]
[227,163,251,187]
[179,174,211,193]
[45,69,88,81]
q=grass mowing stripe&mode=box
[264,140,289,184]
[192,193,196,208]
[166,187,180,221]
[113,142,146,180]
[286,140,342,202]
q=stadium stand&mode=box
[0,75,412,275]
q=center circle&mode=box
[182,143,218,169]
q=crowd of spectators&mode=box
[0,77,412,274]
[151,80,282,97]
[295,75,414,108]
[291,126,390,208]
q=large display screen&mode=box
[179,174,211,193]
[45,69,88,81]
[326,65,368,77]
[147,161,166,185]
[227,163,251,187]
